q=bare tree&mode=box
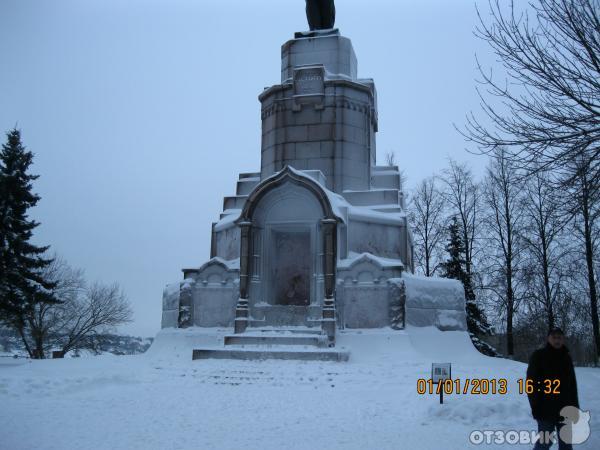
[440,160,496,350]
[464,0,600,361]
[18,257,84,358]
[520,166,570,330]
[17,256,132,358]
[482,148,524,356]
[440,159,480,278]
[385,151,396,167]
[56,282,133,355]
[409,177,446,276]
[464,0,600,184]
[566,154,600,361]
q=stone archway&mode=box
[233,166,340,341]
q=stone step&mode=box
[342,189,399,206]
[251,304,321,327]
[219,209,240,220]
[371,205,403,213]
[192,348,349,362]
[372,165,399,172]
[223,334,326,347]
[371,171,401,190]
[245,326,324,335]
[247,319,323,329]
[223,195,248,210]
[236,178,260,196]
[238,172,261,179]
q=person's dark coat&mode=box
[526,344,579,422]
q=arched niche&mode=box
[235,167,340,311]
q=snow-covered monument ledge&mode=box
[160,7,467,361]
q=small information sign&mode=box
[431,363,452,404]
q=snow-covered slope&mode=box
[0,327,598,450]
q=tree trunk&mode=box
[505,180,515,357]
[541,230,554,330]
[16,326,34,359]
[33,335,45,359]
[463,228,472,276]
[425,232,431,277]
[507,293,514,357]
[582,194,600,363]
[506,261,515,356]
[547,303,555,331]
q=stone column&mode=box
[320,218,337,345]
[177,280,194,328]
[210,222,217,259]
[234,221,252,334]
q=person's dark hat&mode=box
[548,327,564,336]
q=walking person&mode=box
[526,328,580,450]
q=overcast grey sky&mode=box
[0,0,499,336]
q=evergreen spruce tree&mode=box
[441,216,497,356]
[0,128,56,356]
[439,217,466,280]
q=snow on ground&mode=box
[0,327,599,450]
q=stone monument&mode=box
[161,10,468,356]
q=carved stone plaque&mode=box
[293,65,325,97]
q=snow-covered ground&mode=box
[0,327,598,450]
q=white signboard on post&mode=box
[431,363,452,404]
[431,362,452,383]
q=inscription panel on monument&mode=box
[294,66,325,97]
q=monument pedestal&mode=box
[260,30,378,192]
[282,29,357,82]
[160,24,468,359]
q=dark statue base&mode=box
[306,0,335,31]
[295,28,339,39]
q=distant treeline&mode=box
[0,328,153,357]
